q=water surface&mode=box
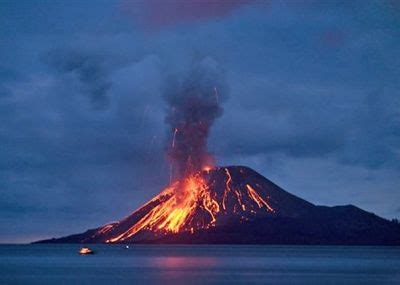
[1,244,399,284]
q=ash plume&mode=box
[164,57,228,178]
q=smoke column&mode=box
[164,57,228,179]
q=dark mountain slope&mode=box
[36,166,400,245]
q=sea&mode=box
[0,244,399,284]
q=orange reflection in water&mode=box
[151,256,219,269]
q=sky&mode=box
[0,0,399,243]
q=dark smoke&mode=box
[164,57,228,178]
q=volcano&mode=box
[38,166,400,245]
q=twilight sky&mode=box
[1,0,399,243]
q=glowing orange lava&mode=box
[102,167,276,243]
[246,184,274,212]
[203,165,212,172]
[107,174,219,243]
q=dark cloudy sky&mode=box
[1,0,399,243]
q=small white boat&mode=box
[79,247,94,255]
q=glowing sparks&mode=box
[172,128,178,148]
[213,86,219,104]
[203,165,212,172]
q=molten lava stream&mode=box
[108,174,219,242]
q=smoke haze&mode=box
[164,57,228,178]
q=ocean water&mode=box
[0,244,399,284]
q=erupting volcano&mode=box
[37,58,400,245]
[40,165,400,245]
[90,166,278,243]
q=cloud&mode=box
[42,49,112,110]
[121,0,255,29]
[1,0,400,242]
[212,72,400,170]
[0,52,169,241]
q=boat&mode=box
[79,247,94,255]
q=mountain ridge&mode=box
[36,166,400,245]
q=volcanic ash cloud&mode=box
[164,57,229,179]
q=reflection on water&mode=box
[152,256,219,268]
[0,244,399,285]
[152,256,221,285]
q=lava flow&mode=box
[106,173,217,242]
[95,166,275,243]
